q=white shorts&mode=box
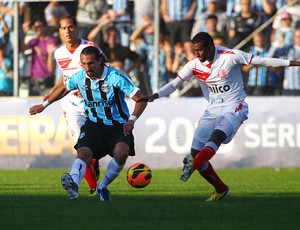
[61,93,86,142]
[192,102,249,150]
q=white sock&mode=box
[98,159,124,189]
[70,158,86,186]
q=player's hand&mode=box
[123,120,134,136]
[72,89,83,99]
[136,93,158,102]
[29,104,45,115]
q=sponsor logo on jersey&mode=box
[192,68,210,81]
[208,84,231,93]
[58,58,72,69]
[84,98,116,107]
[101,83,110,93]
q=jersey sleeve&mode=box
[66,71,81,91]
[66,77,76,91]
[177,60,194,81]
[111,69,138,98]
[233,49,254,66]
[157,77,183,98]
[250,56,290,67]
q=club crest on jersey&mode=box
[218,69,227,79]
[101,83,110,93]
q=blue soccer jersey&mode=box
[67,65,139,125]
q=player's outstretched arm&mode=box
[130,90,148,118]
[137,77,184,102]
[123,90,148,135]
[136,93,159,102]
[29,104,46,115]
[43,75,66,101]
[289,61,300,66]
[29,76,69,115]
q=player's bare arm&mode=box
[289,61,300,66]
[123,90,147,135]
[29,80,69,115]
[43,75,65,101]
[136,93,159,102]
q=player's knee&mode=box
[113,143,130,165]
[208,129,227,146]
[77,147,93,164]
[114,152,129,165]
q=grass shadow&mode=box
[0,194,299,230]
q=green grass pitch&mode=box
[0,168,299,230]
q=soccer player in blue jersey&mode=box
[30,46,147,201]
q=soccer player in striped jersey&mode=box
[30,16,105,196]
[31,46,147,201]
[138,31,300,201]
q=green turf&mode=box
[0,168,299,230]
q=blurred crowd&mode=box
[1,0,300,97]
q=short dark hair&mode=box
[32,18,46,25]
[192,32,214,47]
[59,16,77,28]
[106,25,118,34]
[206,14,218,22]
[81,46,106,64]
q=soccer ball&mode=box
[127,163,152,188]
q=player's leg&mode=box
[97,142,129,201]
[61,147,92,200]
[61,98,98,195]
[198,162,230,202]
[85,163,97,196]
[193,129,226,171]
[181,103,248,182]
[180,114,215,182]
[195,118,233,201]
[92,158,100,181]
[84,161,99,195]
[97,129,132,202]
[198,106,248,201]
[85,158,100,196]
[180,129,230,201]
[61,118,97,200]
